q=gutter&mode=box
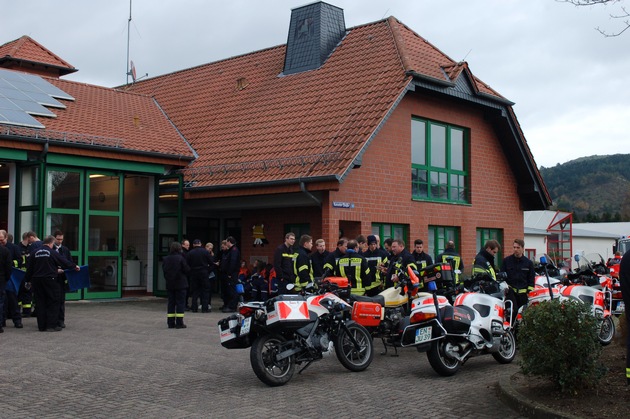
[0,131,195,164]
[186,174,339,193]
[300,181,321,207]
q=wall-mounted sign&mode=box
[332,201,354,209]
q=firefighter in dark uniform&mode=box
[323,237,347,275]
[294,235,314,292]
[1,230,23,329]
[273,232,297,295]
[386,239,419,289]
[186,239,214,312]
[0,235,12,333]
[54,230,73,328]
[24,235,79,332]
[411,239,433,269]
[500,239,534,325]
[437,240,464,285]
[617,248,630,385]
[363,235,387,296]
[472,240,501,280]
[336,239,370,295]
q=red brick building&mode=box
[129,2,550,271]
[1,2,550,298]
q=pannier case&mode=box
[352,301,383,327]
[265,295,311,329]
[218,315,253,349]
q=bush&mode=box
[519,299,603,393]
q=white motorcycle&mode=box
[382,266,516,376]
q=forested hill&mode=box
[539,154,630,222]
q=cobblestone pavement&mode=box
[0,299,526,418]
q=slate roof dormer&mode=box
[283,1,346,75]
[0,35,77,78]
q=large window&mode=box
[427,225,460,262]
[411,118,468,203]
[476,228,504,267]
[372,223,408,246]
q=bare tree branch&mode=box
[558,0,630,36]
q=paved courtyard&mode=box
[0,298,526,418]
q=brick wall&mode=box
[238,92,527,270]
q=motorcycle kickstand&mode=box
[298,360,314,375]
[380,338,398,357]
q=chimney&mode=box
[283,1,346,75]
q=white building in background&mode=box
[524,211,622,268]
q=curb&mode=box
[497,375,581,419]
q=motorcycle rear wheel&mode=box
[492,330,516,364]
[427,340,461,377]
[598,317,615,346]
[250,334,295,386]
[334,322,374,372]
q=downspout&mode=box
[40,140,49,161]
[300,181,321,207]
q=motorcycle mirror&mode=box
[286,283,295,291]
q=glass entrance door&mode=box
[83,172,123,299]
[44,168,123,299]
[44,169,83,300]
[154,175,183,297]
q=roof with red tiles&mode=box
[0,36,77,75]
[128,16,518,191]
[0,73,195,164]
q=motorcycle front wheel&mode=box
[598,317,615,346]
[492,330,516,364]
[427,339,461,377]
[250,334,295,386]
[334,322,374,372]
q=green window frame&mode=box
[411,118,469,203]
[476,228,504,267]
[427,225,460,263]
[372,223,408,246]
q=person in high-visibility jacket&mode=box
[437,240,463,285]
[363,235,387,296]
[335,239,370,295]
[472,240,501,280]
[273,232,298,295]
[386,239,419,290]
[294,235,314,292]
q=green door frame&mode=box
[153,174,183,297]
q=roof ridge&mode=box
[0,35,76,72]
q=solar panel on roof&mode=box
[0,68,73,128]
[0,108,45,129]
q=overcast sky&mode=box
[3,0,629,167]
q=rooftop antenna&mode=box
[460,49,472,64]
[126,0,132,85]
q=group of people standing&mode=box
[0,229,78,333]
[162,236,241,328]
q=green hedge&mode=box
[519,299,603,393]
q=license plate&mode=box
[240,317,252,335]
[415,326,432,344]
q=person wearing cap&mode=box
[363,235,388,295]
[185,239,214,313]
[411,239,433,269]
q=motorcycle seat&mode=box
[350,294,385,307]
